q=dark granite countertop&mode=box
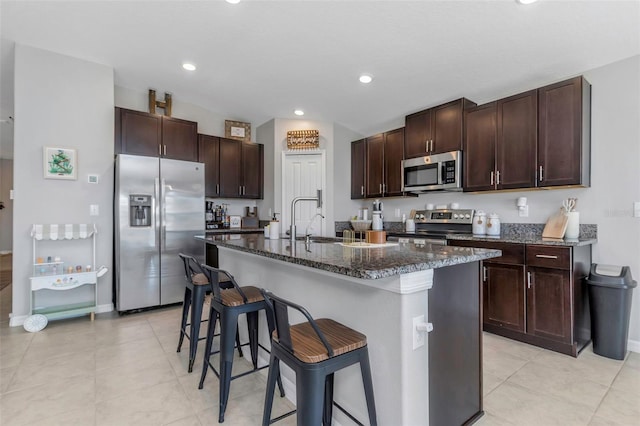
[445,233,596,246]
[205,228,263,235]
[195,234,501,280]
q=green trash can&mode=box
[586,264,637,360]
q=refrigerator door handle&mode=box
[154,178,160,251]
[161,178,167,251]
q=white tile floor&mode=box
[1,283,638,425]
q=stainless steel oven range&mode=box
[389,208,475,245]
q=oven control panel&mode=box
[413,209,474,224]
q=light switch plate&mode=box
[413,315,426,350]
[90,204,99,216]
[634,202,640,218]
[88,174,99,184]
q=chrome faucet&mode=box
[289,189,323,242]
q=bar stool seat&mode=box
[198,264,284,423]
[284,319,367,363]
[261,290,377,426]
[177,254,242,373]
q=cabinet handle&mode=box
[426,140,429,152]
[490,171,494,185]
[379,183,382,194]
[527,271,532,289]
[163,145,166,156]
[430,140,434,152]
[483,266,487,282]
[539,166,544,182]
[243,186,246,195]
[535,254,558,259]
[496,170,501,185]
[239,186,242,195]
[216,184,219,195]
[383,183,386,194]
[158,144,162,156]
[361,185,364,196]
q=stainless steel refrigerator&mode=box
[115,154,204,311]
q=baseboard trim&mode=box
[627,338,640,354]
[9,314,28,327]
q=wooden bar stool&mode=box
[177,253,243,373]
[198,264,285,423]
[261,290,377,426]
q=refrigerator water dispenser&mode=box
[129,194,151,227]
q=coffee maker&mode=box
[372,199,384,230]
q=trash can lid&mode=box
[587,264,637,289]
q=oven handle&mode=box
[388,236,447,246]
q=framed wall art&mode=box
[43,147,77,180]
[225,120,251,142]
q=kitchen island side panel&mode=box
[431,262,483,425]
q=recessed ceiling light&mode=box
[359,74,373,84]
[294,110,304,116]
[516,0,538,4]
[226,0,241,4]
[182,63,196,71]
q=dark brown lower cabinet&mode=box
[485,263,525,333]
[449,240,591,356]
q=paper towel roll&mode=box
[565,212,579,239]
[269,221,280,240]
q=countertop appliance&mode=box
[372,199,384,230]
[389,208,474,245]
[402,150,462,192]
[115,154,204,311]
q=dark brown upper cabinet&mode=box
[217,137,263,199]
[198,134,220,198]
[464,90,537,191]
[497,90,538,189]
[464,102,497,192]
[199,135,263,199]
[405,98,476,159]
[365,133,385,198]
[352,128,405,199]
[115,107,198,162]
[383,128,405,197]
[366,129,406,198]
[538,76,591,187]
[351,139,366,199]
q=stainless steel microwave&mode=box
[402,150,462,192]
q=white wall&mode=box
[12,44,114,322]
[0,159,13,251]
[258,118,336,234]
[256,119,275,221]
[334,55,640,347]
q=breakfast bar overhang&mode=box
[197,234,501,425]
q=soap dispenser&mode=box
[269,213,280,240]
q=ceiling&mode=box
[1,0,639,156]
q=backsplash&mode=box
[335,221,597,239]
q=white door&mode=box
[282,152,325,237]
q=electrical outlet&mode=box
[395,208,401,218]
[518,205,529,217]
[90,204,99,216]
[413,315,425,350]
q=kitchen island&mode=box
[196,234,501,426]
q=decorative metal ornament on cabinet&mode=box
[286,130,320,150]
[148,89,172,116]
